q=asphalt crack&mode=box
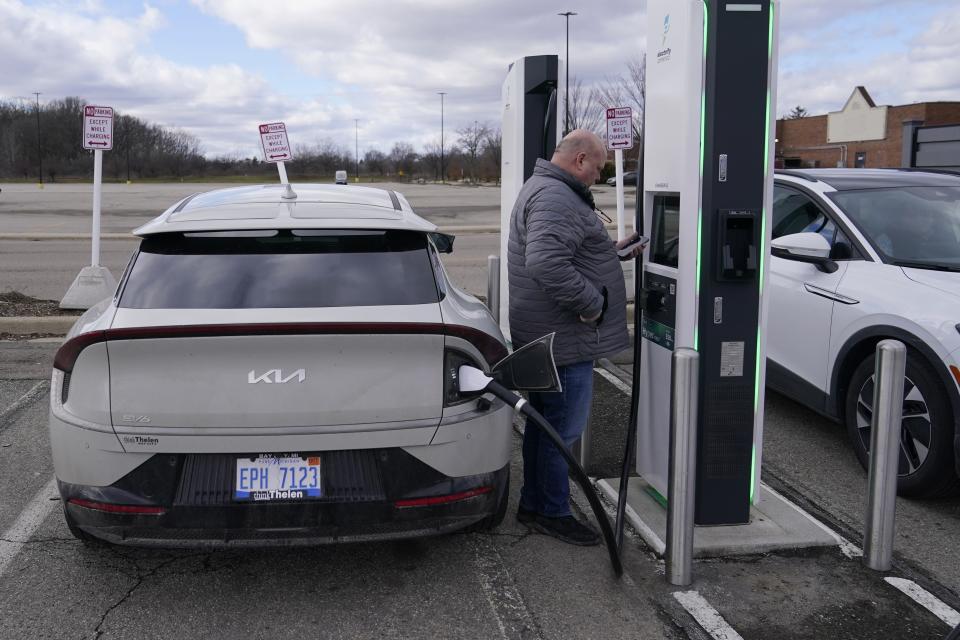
[89,555,183,639]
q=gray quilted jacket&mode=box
[507,159,629,366]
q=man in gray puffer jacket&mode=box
[508,129,643,546]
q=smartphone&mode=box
[617,235,649,258]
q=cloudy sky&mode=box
[3,0,959,158]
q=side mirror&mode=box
[457,334,561,395]
[771,232,838,274]
[430,232,455,254]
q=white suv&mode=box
[768,168,960,497]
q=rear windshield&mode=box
[119,230,440,309]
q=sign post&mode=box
[61,105,117,309]
[258,122,293,184]
[606,107,634,241]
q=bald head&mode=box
[551,129,607,187]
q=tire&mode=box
[63,506,101,545]
[845,350,960,498]
[465,468,510,532]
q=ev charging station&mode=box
[636,0,779,525]
[497,1,790,560]
[498,54,564,339]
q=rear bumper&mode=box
[59,449,508,547]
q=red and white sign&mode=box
[83,106,114,150]
[259,122,293,163]
[605,107,633,150]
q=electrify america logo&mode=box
[657,14,672,63]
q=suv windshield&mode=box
[119,229,440,308]
[827,186,960,269]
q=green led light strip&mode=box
[695,0,709,351]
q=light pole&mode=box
[558,11,577,135]
[354,119,360,183]
[33,92,43,185]
[438,91,447,184]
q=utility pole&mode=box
[438,92,447,184]
[558,12,577,135]
[354,119,360,183]
[33,92,43,185]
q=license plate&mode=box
[234,454,321,501]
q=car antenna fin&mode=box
[281,183,297,200]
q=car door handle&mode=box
[803,283,859,305]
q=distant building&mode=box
[775,87,960,171]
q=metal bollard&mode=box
[864,339,906,571]
[666,348,699,586]
[486,255,500,320]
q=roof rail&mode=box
[774,169,819,183]
[895,167,960,177]
[172,192,202,213]
[388,191,402,211]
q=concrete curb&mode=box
[0,316,79,335]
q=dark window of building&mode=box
[855,152,866,168]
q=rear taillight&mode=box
[394,486,492,508]
[68,498,166,515]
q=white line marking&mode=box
[0,381,47,427]
[471,534,542,640]
[673,590,745,640]
[885,577,960,627]
[0,476,59,577]
[594,367,632,395]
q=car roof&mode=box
[133,183,436,236]
[775,168,960,191]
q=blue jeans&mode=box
[519,360,595,518]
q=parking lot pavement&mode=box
[0,341,682,640]
[2,339,959,640]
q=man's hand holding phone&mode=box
[616,232,649,260]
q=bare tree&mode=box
[593,54,647,144]
[363,148,387,176]
[567,77,603,134]
[483,127,502,184]
[456,121,490,183]
[388,142,417,177]
[787,106,809,119]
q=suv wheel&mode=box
[845,350,959,497]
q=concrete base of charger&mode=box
[596,476,840,557]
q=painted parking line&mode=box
[885,577,960,627]
[673,590,744,640]
[471,534,543,640]
[0,381,47,428]
[594,367,632,395]
[0,476,59,577]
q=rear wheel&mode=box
[845,351,960,497]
